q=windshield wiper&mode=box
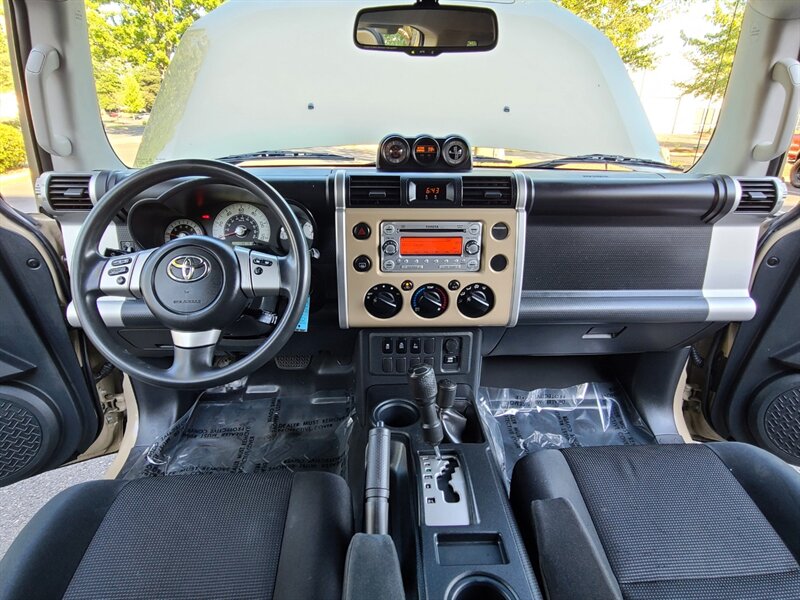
[472,154,513,164]
[217,149,357,163]
[518,153,682,172]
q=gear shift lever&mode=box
[408,364,444,458]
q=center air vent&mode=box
[734,177,784,215]
[461,176,514,207]
[348,176,402,206]
[43,173,93,211]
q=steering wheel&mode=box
[71,159,310,390]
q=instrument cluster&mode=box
[127,183,315,252]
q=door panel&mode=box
[708,212,800,465]
[0,198,100,486]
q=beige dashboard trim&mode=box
[335,171,524,328]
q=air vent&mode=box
[44,173,93,211]
[349,176,402,206]
[735,178,783,214]
[462,176,514,207]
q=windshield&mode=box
[86,0,744,172]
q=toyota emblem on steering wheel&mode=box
[167,255,211,282]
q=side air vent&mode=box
[43,173,93,211]
[735,178,784,215]
[348,176,402,206]
[462,176,514,207]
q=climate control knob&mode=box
[411,284,448,319]
[365,284,403,319]
[457,284,495,318]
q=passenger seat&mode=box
[510,443,800,600]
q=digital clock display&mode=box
[416,179,451,202]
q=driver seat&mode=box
[0,471,353,600]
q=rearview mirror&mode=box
[354,3,498,56]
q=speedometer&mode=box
[212,203,271,245]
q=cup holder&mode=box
[448,575,516,600]
[373,399,419,428]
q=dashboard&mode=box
[46,134,787,357]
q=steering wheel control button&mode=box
[491,223,510,240]
[353,255,372,272]
[364,284,403,319]
[107,266,129,276]
[248,251,281,296]
[116,276,126,285]
[353,222,371,240]
[457,283,495,318]
[411,284,448,319]
[490,254,508,272]
[401,280,414,291]
[111,257,132,266]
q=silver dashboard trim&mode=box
[334,170,349,328]
[88,171,102,205]
[702,178,760,322]
[509,171,529,327]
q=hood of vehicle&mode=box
[136,0,661,166]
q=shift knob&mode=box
[407,364,443,447]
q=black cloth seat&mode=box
[510,443,800,600]
[0,471,353,600]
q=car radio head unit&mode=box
[380,221,482,272]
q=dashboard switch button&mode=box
[353,255,372,272]
[353,223,371,240]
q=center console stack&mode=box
[334,168,528,329]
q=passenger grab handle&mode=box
[752,58,800,162]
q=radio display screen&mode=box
[400,237,462,256]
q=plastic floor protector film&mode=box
[126,389,354,478]
[477,382,655,486]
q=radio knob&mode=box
[464,240,480,255]
[457,284,495,318]
[382,240,398,256]
[412,284,448,319]
[365,284,403,319]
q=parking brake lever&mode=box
[408,364,444,458]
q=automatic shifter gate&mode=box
[419,455,470,526]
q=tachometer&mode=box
[212,203,271,245]
[164,218,204,242]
